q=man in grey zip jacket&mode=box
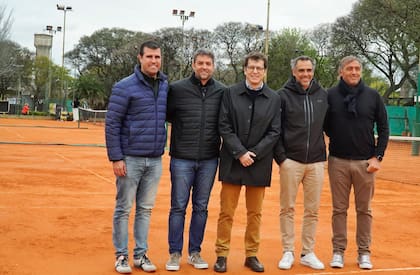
[274,56,328,271]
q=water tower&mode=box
[34,33,53,58]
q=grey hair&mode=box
[290,56,316,71]
[338,56,363,72]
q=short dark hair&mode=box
[193,48,215,64]
[139,40,160,56]
[244,52,268,69]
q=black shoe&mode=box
[245,256,264,272]
[214,256,227,273]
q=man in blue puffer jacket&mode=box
[105,40,168,274]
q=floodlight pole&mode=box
[57,4,72,112]
[172,9,195,79]
[45,25,61,111]
[264,0,270,82]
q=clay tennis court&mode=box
[0,117,419,275]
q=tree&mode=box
[74,71,106,109]
[214,22,265,83]
[67,28,152,106]
[307,23,341,88]
[32,56,63,106]
[153,28,213,81]
[0,41,33,100]
[0,4,12,42]
[267,28,316,90]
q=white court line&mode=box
[316,202,420,207]
[55,152,113,183]
[0,192,113,195]
[4,127,24,139]
[295,266,420,275]
[0,206,114,209]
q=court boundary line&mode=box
[0,141,105,147]
[55,152,113,183]
[295,266,420,274]
[0,124,89,129]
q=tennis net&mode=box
[377,136,420,185]
[78,107,107,125]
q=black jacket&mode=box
[167,74,225,160]
[274,77,328,164]
[218,81,281,187]
[325,78,389,160]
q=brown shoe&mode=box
[245,256,264,272]
[214,256,227,273]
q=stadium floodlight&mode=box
[172,9,195,79]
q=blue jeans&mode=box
[113,156,162,258]
[168,157,218,255]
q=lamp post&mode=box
[13,64,24,115]
[172,9,195,78]
[264,0,270,82]
[56,4,72,112]
[45,25,61,111]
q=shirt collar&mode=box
[245,80,264,91]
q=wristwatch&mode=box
[376,155,383,162]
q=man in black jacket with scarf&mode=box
[274,56,328,271]
[325,56,389,270]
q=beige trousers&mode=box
[279,158,325,255]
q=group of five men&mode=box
[105,40,389,274]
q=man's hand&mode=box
[366,157,380,173]
[112,160,127,177]
[239,151,256,167]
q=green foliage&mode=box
[74,71,107,109]
[66,28,153,108]
[267,28,316,90]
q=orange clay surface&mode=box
[0,117,419,275]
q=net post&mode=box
[412,122,420,156]
[77,108,80,129]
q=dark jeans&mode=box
[168,157,218,255]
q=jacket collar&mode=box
[189,73,214,87]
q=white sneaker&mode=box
[300,252,325,270]
[188,252,209,269]
[166,252,181,271]
[358,254,373,269]
[330,253,344,268]
[278,251,294,270]
[115,255,132,274]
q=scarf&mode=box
[339,77,363,117]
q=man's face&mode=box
[244,59,265,87]
[192,54,214,83]
[292,60,313,90]
[340,60,362,87]
[138,47,161,78]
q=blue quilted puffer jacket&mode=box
[105,65,168,161]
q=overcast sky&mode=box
[5,0,357,64]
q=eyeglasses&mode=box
[246,66,265,72]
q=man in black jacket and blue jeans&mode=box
[274,56,328,271]
[165,48,225,271]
